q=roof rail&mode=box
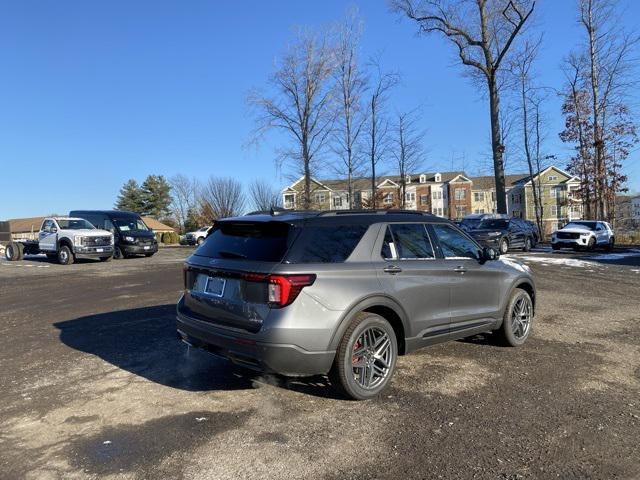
[317,209,435,216]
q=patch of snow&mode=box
[513,255,597,269]
[590,250,640,261]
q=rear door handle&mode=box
[454,266,467,274]
[383,265,403,274]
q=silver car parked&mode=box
[176,210,536,400]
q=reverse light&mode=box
[266,274,316,308]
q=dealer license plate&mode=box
[194,274,226,298]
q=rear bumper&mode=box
[176,301,335,377]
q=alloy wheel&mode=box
[351,326,393,390]
[511,295,532,340]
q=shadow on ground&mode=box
[53,304,342,398]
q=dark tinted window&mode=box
[287,224,368,263]
[432,224,481,259]
[195,221,292,262]
[478,219,508,230]
[383,224,434,259]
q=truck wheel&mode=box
[99,256,112,262]
[329,312,398,400]
[523,237,532,252]
[495,288,534,347]
[587,237,596,251]
[113,247,126,259]
[196,237,205,246]
[58,246,74,265]
[5,242,21,261]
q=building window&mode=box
[405,175,411,184]
[314,192,326,204]
[383,192,394,205]
[512,210,521,218]
[511,193,521,204]
[491,191,496,201]
[455,206,466,218]
[419,174,426,183]
[473,192,484,202]
[434,173,441,182]
[432,207,443,216]
[333,196,343,208]
[548,175,558,181]
[420,194,429,206]
[455,188,465,200]
[284,194,295,209]
[549,205,560,217]
[404,192,415,202]
[474,209,485,214]
[432,191,442,200]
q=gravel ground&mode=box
[0,247,639,479]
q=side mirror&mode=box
[482,247,499,262]
[50,227,57,234]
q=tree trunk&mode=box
[521,80,543,239]
[302,141,311,210]
[488,73,507,214]
[370,98,377,210]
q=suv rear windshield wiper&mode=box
[217,250,247,259]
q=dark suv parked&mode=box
[469,216,535,254]
[177,210,535,400]
[70,210,158,259]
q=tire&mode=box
[5,242,21,261]
[329,312,398,400]
[58,245,74,265]
[99,256,112,262]
[144,253,154,257]
[587,237,596,251]
[606,238,614,252]
[523,237,532,252]
[551,243,560,251]
[495,288,534,347]
[113,247,126,260]
[499,238,509,255]
[196,237,205,246]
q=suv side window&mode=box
[381,224,434,260]
[291,224,368,263]
[432,224,481,260]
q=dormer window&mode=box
[419,174,426,183]
[405,175,411,184]
[434,173,442,182]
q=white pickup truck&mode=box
[4,217,114,265]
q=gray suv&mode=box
[176,210,535,400]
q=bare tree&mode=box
[577,0,638,219]
[394,0,535,214]
[366,59,399,209]
[198,177,246,222]
[392,109,426,208]
[560,0,638,222]
[509,39,545,236]
[248,179,282,212]
[169,174,198,233]
[249,29,336,209]
[332,12,369,209]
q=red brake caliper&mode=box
[352,339,362,365]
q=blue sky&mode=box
[1,1,638,219]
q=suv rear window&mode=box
[194,221,293,262]
[285,224,368,263]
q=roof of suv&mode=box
[230,209,452,226]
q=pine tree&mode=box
[140,175,172,218]
[114,179,144,213]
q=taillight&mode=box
[266,274,316,308]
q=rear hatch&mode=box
[181,220,304,333]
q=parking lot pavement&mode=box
[1,248,639,479]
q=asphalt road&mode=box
[1,247,639,479]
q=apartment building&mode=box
[281,166,582,230]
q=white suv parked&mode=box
[551,220,614,251]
